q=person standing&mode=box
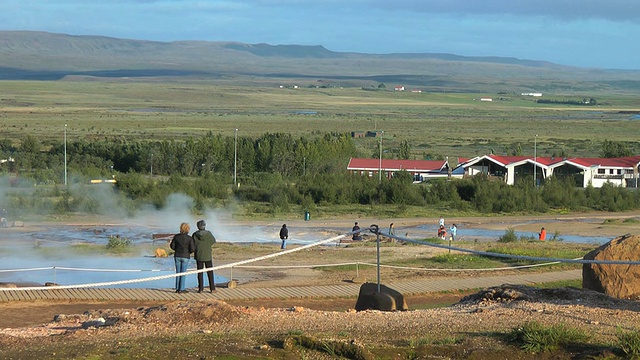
[1,208,8,228]
[388,223,395,236]
[439,215,445,228]
[449,223,457,241]
[279,224,288,249]
[170,222,195,294]
[192,220,217,293]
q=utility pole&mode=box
[378,131,384,184]
[64,124,67,186]
[534,135,538,187]
[234,128,238,186]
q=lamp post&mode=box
[378,131,384,184]
[234,128,238,186]
[534,135,538,187]
[64,124,67,186]
[150,153,153,176]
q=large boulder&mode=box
[583,234,640,299]
[354,283,409,311]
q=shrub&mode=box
[498,228,518,243]
[106,235,131,250]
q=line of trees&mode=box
[1,134,639,216]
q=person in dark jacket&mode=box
[352,222,362,240]
[170,222,195,293]
[192,220,217,293]
[279,224,288,249]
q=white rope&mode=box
[54,267,166,272]
[0,267,54,273]
[356,260,564,271]
[236,262,356,269]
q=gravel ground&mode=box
[2,285,639,351]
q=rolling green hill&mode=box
[1,30,640,93]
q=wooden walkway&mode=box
[0,270,581,303]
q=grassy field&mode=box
[1,80,639,159]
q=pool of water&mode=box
[0,221,612,288]
[0,223,333,288]
[416,224,611,244]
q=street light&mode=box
[234,128,238,186]
[64,124,67,186]
[150,153,153,176]
[378,130,384,184]
[534,134,538,187]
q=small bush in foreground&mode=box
[508,321,588,353]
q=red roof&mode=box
[347,158,447,172]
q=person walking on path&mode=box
[170,222,195,294]
[192,220,217,293]
[279,224,289,249]
[449,223,457,241]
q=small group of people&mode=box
[170,220,217,294]
[437,215,457,241]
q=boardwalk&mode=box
[0,270,581,303]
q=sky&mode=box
[1,0,640,70]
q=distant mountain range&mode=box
[1,30,640,93]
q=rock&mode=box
[354,283,409,311]
[81,317,106,329]
[11,221,24,227]
[351,276,367,284]
[583,234,640,299]
[45,282,58,286]
[154,248,168,257]
[225,280,237,289]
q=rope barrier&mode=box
[380,230,639,265]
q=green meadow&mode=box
[2,80,639,160]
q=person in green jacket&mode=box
[192,220,217,293]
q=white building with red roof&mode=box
[458,154,640,188]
